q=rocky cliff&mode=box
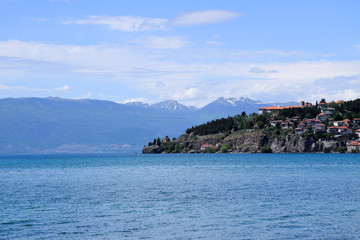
[143,129,349,153]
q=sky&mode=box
[0,0,359,107]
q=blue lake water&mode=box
[1,153,360,239]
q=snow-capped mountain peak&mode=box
[211,96,256,107]
[151,100,197,112]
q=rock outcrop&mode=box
[142,145,164,154]
[143,129,350,153]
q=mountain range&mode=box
[0,97,299,153]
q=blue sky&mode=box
[0,0,359,107]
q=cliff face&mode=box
[143,130,347,153]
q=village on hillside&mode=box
[258,100,360,152]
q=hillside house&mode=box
[321,108,335,115]
[282,121,294,130]
[338,126,352,135]
[270,120,282,127]
[291,116,300,122]
[327,126,338,135]
[354,118,360,125]
[343,119,351,127]
[258,105,301,115]
[294,128,304,134]
[356,129,360,138]
[315,124,326,131]
[298,123,306,129]
[347,141,360,152]
[317,102,328,108]
[316,114,327,122]
[312,124,326,134]
[305,119,320,126]
[258,106,283,115]
[334,121,345,127]
[200,143,218,151]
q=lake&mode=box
[1,153,360,239]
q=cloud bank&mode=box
[63,15,168,32]
[62,10,241,32]
[1,40,360,107]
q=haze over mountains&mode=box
[0,97,298,153]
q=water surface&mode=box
[1,154,359,239]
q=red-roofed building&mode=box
[305,119,318,126]
[338,126,352,135]
[270,120,282,127]
[327,126,338,135]
[258,106,284,115]
[318,102,328,108]
[353,118,360,125]
[282,121,294,130]
[200,143,218,151]
[291,116,301,122]
[347,141,360,152]
[321,107,335,115]
[258,105,301,115]
[313,124,326,133]
[343,119,351,126]
[298,123,306,129]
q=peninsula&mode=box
[143,99,360,154]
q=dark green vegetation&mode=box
[185,99,360,139]
[338,147,347,153]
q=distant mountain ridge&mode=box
[124,97,298,115]
[0,96,299,154]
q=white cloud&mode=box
[0,40,150,69]
[54,85,70,91]
[172,10,241,26]
[249,67,278,74]
[62,10,240,32]
[172,88,203,100]
[1,40,360,106]
[123,98,149,104]
[63,15,168,32]
[0,84,50,92]
[134,36,189,49]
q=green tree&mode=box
[256,121,265,129]
[261,146,272,153]
[337,146,347,153]
[333,113,342,121]
[203,147,217,153]
[220,144,229,153]
[156,137,161,146]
